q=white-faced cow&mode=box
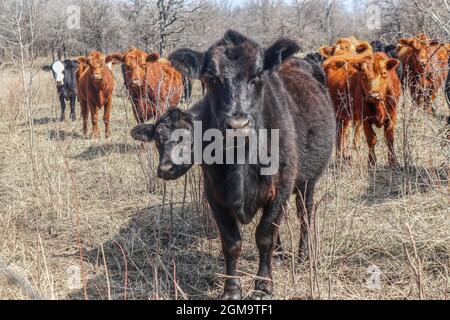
[131,30,335,300]
[42,60,79,122]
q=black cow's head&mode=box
[42,60,79,94]
[371,41,398,57]
[131,109,195,180]
[170,30,299,134]
[305,52,326,65]
[370,40,386,53]
[131,31,300,180]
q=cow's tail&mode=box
[168,48,205,80]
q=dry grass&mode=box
[0,63,448,300]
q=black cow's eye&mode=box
[256,68,263,79]
[248,68,263,87]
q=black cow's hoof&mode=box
[220,289,242,300]
[60,115,65,122]
[70,113,76,122]
[251,291,272,300]
[253,280,272,300]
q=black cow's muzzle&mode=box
[225,117,251,130]
[158,163,177,180]
[223,114,254,137]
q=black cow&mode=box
[168,48,206,99]
[297,56,327,86]
[42,60,79,122]
[371,40,404,82]
[131,30,335,300]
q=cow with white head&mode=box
[42,59,79,122]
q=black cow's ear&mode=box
[42,64,52,72]
[131,124,156,143]
[264,38,301,71]
[223,30,248,46]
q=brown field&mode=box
[0,62,449,300]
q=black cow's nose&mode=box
[158,164,175,176]
[225,117,251,130]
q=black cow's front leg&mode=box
[58,87,66,122]
[69,95,77,122]
[208,197,243,300]
[254,189,291,299]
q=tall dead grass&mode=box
[0,64,448,300]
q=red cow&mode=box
[324,52,402,167]
[397,34,450,114]
[320,36,373,148]
[319,36,373,59]
[77,51,115,138]
[110,48,184,124]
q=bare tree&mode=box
[0,0,39,175]
[156,0,203,55]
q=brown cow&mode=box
[320,36,373,147]
[319,36,373,58]
[397,34,450,114]
[77,51,115,138]
[110,48,184,124]
[324,52,402,167]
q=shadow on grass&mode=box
[47,129,84,141]
[74,143,138,161]
[31,117,58,126]
[68,203,221,300]
[361,165,448,204]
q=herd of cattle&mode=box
[42,31,450,300]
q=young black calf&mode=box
[132,30,335,299]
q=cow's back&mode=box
[276,60,336,183]
[146,59,183,112]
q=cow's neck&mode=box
[200,100,272,224]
